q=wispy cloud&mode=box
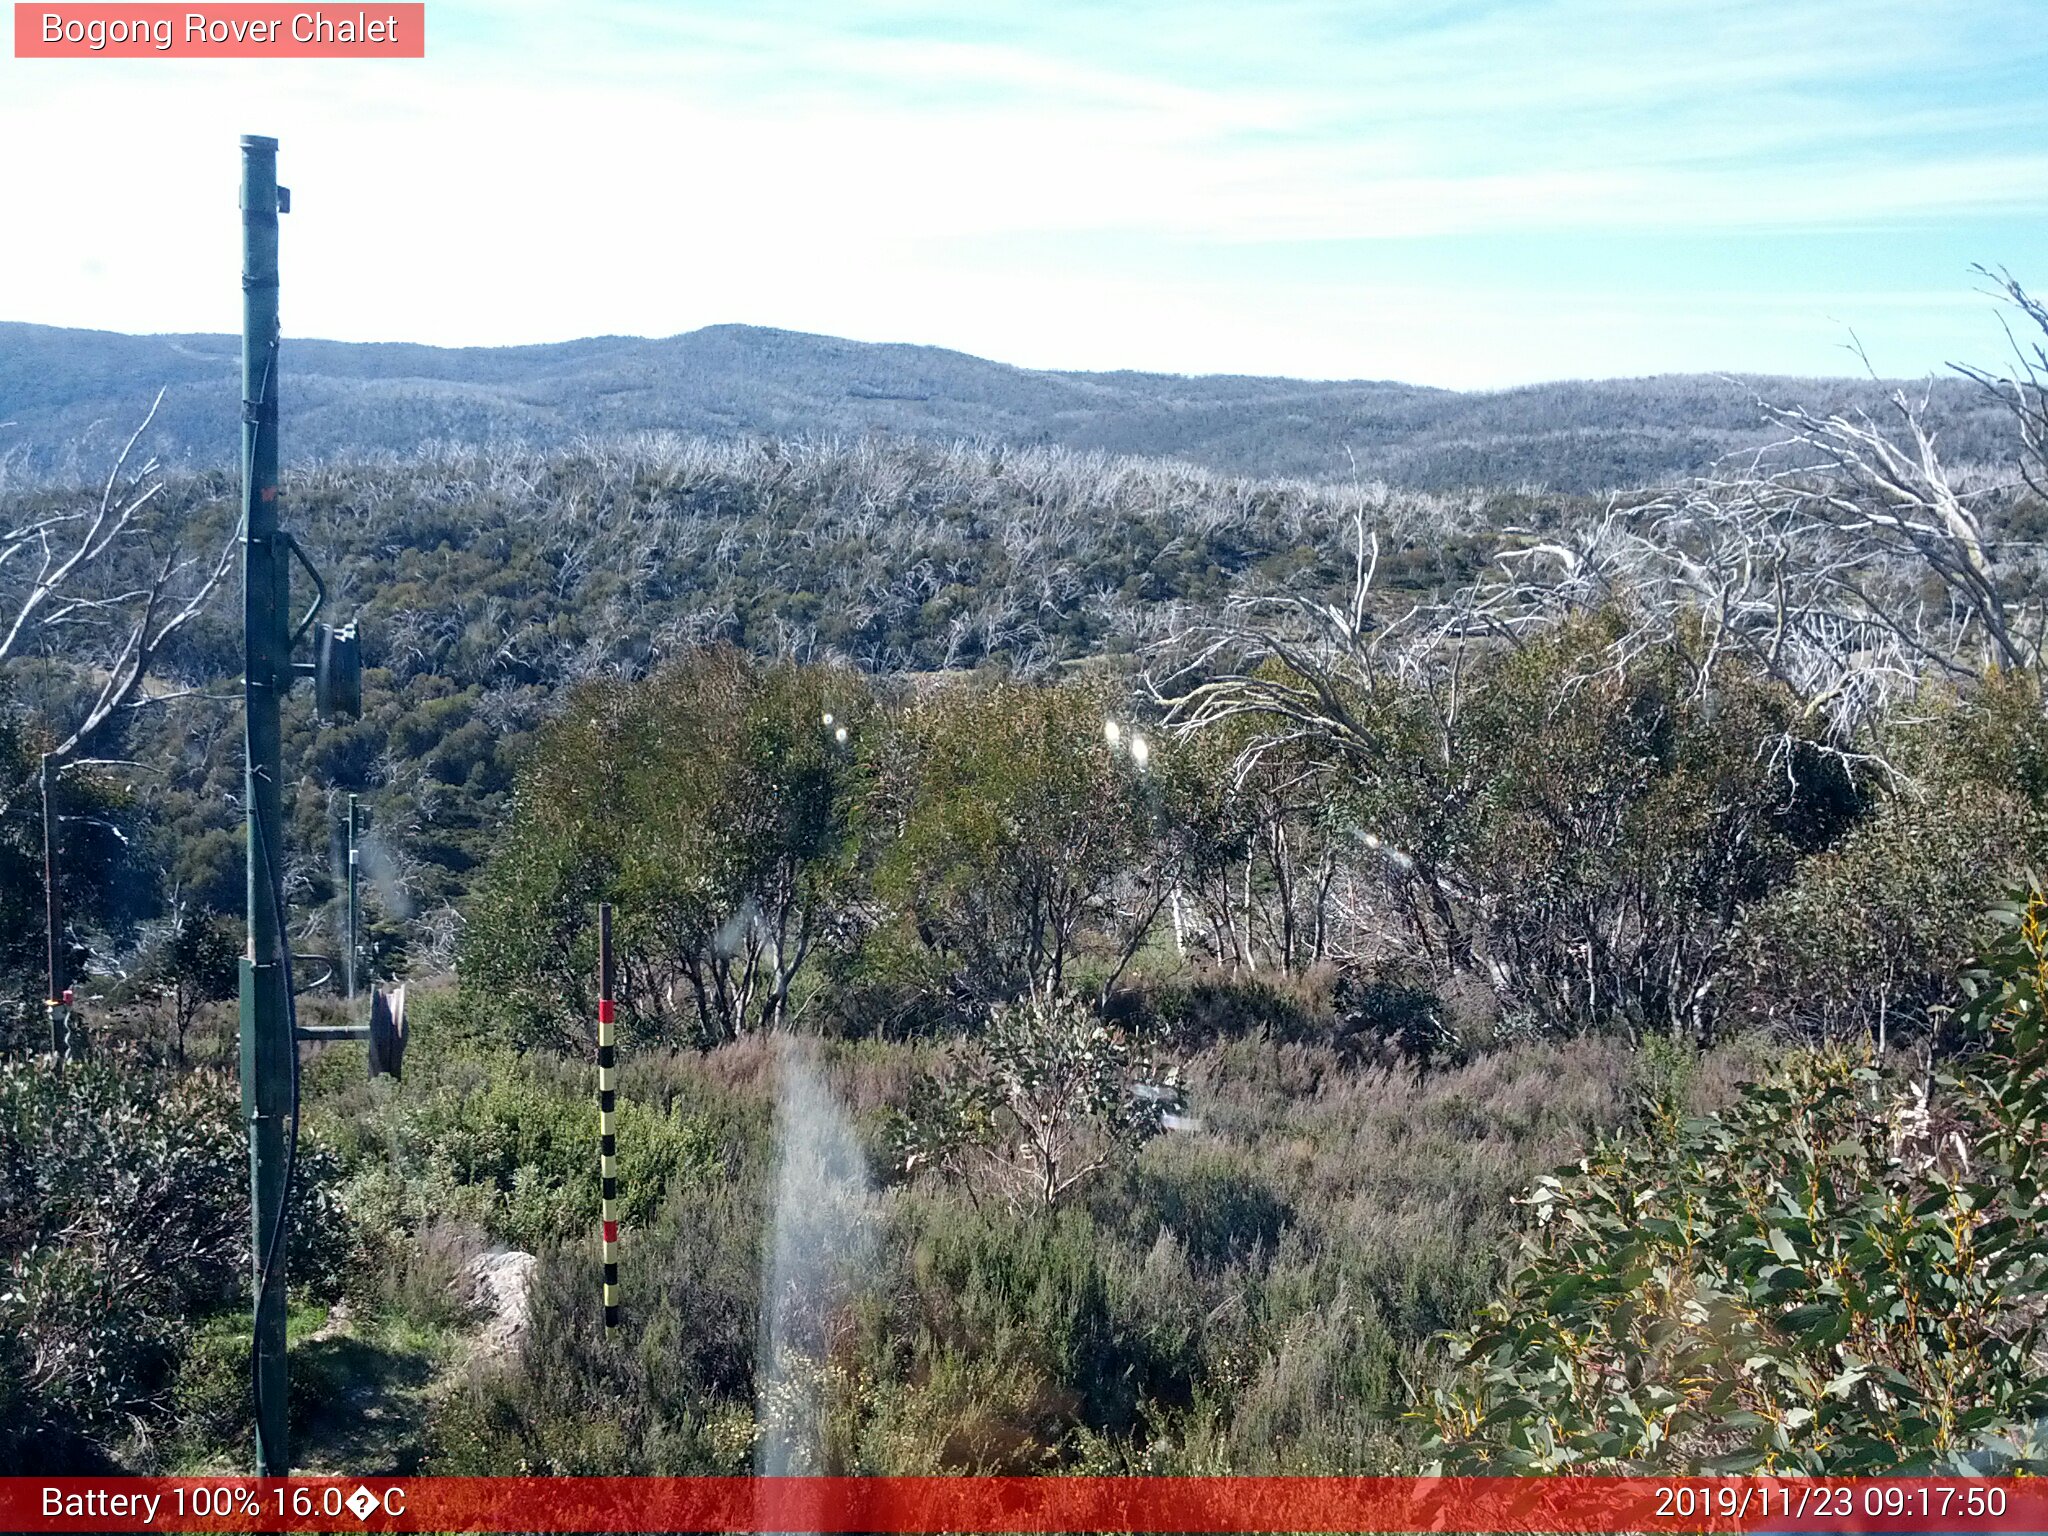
[0,0,2041,383]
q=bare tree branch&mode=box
[0,390,240,765]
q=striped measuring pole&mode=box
[597,902,620,1334]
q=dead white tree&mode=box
[0,390,239,764]
[1747,394,2041,681]
[1957,265,2048,506]
[0,393,238,1049]
[1144,503,1502,979]
[1140,272,2048,1038]
[1145,507,1434,776]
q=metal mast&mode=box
[238,132,292,1477]
[233,133,368,1476]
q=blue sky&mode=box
[3,0,2043,385]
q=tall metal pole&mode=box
[238,132,292,1478]
[346,793,358,1002]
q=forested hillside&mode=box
[7,276,2048,1480]
[0,438,1534,964]
[0,319,2016,492]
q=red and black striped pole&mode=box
[597,902,619,1334]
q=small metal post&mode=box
[40,753,65,1059]
[345,794,358,1002]
[598,903,619,1333]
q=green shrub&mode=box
[328,1047,724,1252]
[427,1170,768,1475]
[414,1027,1660,1478]
[892,992,1177,1211]
[169,1316,252,1466]
[871,680,1170,1008]
[1092,1137,1292,1271]
[344,1218,486,1337]
[1133,970,1330,1050]
[921,1201,1120,1402]
[1333,966,1459,1067]
[0,1051,346,1471]
[1740,677,2048,1047]
[460,649,871,1050]
[1426,890,2048,1473]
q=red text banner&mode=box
[4,1476,2045,1533]
[14,5,424,57]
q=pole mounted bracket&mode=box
[275,531,361,721]
[283,531,325,646]
[297,991,403,1079]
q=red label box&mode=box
[14,4,425,57]
[4,1476,2047,1533]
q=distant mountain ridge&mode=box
[0,319,2008,493]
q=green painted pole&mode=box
[346,793,358,1002]
[238,131,292,1478]
[41,753,64,1059]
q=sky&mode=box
[3,0,2045,387]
